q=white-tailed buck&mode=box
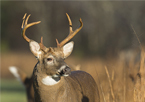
[21,13,100,102]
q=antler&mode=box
[56,13,83,47]
[21,13,47,51]
[21,13,41,42]
[39,36,48,52]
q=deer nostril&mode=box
[63,67,71,74]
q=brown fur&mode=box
[33,68,99,102]
[31,46,100,102]
[9,64,81,102]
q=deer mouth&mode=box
[57,66,71,77]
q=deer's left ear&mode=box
[29,40,42,58]
[62,41,74,58]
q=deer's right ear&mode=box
[62,41,74,58]
[29,41,42,58]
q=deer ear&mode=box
[29,40,42,58]
[62,41,74,58]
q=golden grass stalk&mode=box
[105,66,115,102]
[131,25,145,102]
[123,65,126,102]
[95,66,106,102]
[111,70,114,81]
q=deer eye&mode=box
[47,58,53,61]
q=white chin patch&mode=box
[41,75,60,86]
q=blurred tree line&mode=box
[1,1,145,57]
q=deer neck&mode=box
[33,61,62,86]
[33,61,69,102]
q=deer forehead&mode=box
[44,48,64,58]
[44,54,65,67]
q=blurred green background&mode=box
[1,1,145,102]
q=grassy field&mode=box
[1,51,145,102]
[1,79,27,102]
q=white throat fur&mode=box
[42,75,60,86]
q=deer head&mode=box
[21,13,83,78]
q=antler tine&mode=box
[39,36,47,52]
[21,13,41,43]
[21,13,27,29]
[40,36,43,44]
[56,13,83,47]
[66,13,73,34]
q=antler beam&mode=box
[21,13,41,43]
[56,13,83,47]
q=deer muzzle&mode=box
[57,65,71,77]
